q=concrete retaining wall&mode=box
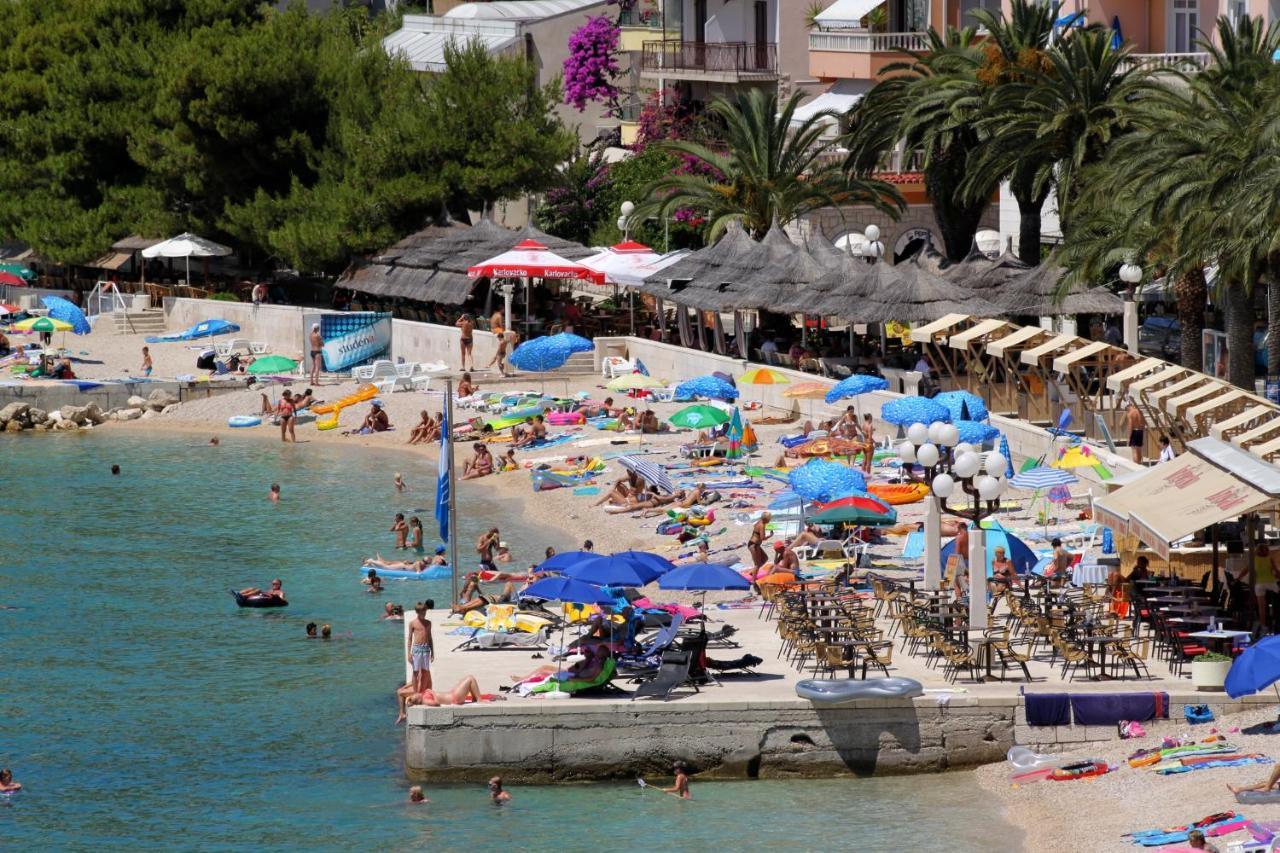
[406,696,1016,782]
[406,691,1275,782]
[0,378,245,414]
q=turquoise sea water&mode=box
[0,433,1021,851]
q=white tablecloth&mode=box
[1072,563,1109,587]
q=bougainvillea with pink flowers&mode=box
[563,16,621,116]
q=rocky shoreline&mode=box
[0,388,180,432]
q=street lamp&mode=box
[898,420,1009,629]
[618,200,635,241]
[1118,261,1142,354]
[861,224,884,265]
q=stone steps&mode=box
[111,311,167,335]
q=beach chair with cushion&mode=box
[601,356,635,378]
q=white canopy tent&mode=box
[141,232,233,284]
[813,0,885,28]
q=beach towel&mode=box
[902,530,925,560]
[1070,692,1169,726]
[1024,692,1071,726]
[526,434,576,449]
[1156,755,1271,775]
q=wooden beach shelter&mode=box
[981,325,1053,423]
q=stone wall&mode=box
[405,696,1016,782]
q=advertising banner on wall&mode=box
[303,312,392,372]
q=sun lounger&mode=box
[630,649,695,701]
[529,658,620,695]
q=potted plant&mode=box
[1190,651,1232,691]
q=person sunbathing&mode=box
[396,675,496,722]
[456,373,478,398]
[238,579,286,602]
[510,644,610,685]
[1228,764,1280,796]
[461,444,493,480]
[595,474,639,507]
[366,554,430,572]
[790,524,822,552]
[292,388,315,410]
[576,396,619,418]
[408,410,434,445]
[771,542,800,574]
[616,408,637,430]
[638,410,663,434]
[511,417,536,448]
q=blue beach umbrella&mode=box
[998,434,1015,478]
[1009,466,1078,491]
[536,550,599,573]
[824,374,889,405]
[659,562,751,591]
[565,551,675,586]
[674,375,739,401]
[933,390,989,423]
[880,396,951,426]
[519,576,616,605]
[1226,635,1280,699]
[954,420,999,445]
[41,295,91,335]
[788,458,867,503]
[939,519,1037,577]
[545,331,595,354]
[509,337,572,372]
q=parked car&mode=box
[1138,316,1180,360]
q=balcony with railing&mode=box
[809,30,927,81]
[1118,52,1210,73]
[618,6,669,51]
[640,40,778,83]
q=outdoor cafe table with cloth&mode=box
[1095,450,1276,561]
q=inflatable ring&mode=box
[228,415,261,428]
[685,510,715,526]
[868,483,930,505]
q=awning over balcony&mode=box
[814,0,885,29]
[790,80,864,128]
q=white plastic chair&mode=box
[249,341,269,355]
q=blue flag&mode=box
[435,407,450,543]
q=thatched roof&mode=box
[637,224,762,310]
[999,264,1125,315]
[339,220,592,304]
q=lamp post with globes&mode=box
[1118,261,1142,355]
[898,420,1010,629]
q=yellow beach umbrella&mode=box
[607,373,664,392]
[12,316,73,332]
[739,367,789,386]
[1053,445,1109,471]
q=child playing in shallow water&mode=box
[394,472,407,492]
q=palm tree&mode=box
[968,27,1143,245]
[962,0,1060,264]
[844,28,991,261]
[636,88,902,241]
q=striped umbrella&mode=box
[739,367,789,385]
[726,407,745,460]
[808,493,897,526]
[1008,466,1078,490]
[617,455,674,494]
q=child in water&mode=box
[663,761,691,799]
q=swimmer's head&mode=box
[321,624,331,638]
[306,622,317,636]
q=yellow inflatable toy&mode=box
[313,384,378,430]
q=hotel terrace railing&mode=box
[808,31,929,53]
[640,40,778,76]
[1118,52,1210,73]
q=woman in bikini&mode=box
[276,390,296,443]
[748,513,772,570]
[396,675,495,722]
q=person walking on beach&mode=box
[391,513,409,549]
[456,314,475,371]
[276,389,296,443]
[140,345,153,377]
[407,601,434,696]
[488,330,516,377]
[309,323,324,385]
[748,513,772,571]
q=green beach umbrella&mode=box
[12,316,73,332]
[669,404,730,429]
[247,355,298,375]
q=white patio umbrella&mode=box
[578,241,689,333]
[141,232,233,284]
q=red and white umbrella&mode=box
[579,241,688,288]
[467,239,604,283]
[0,303,20,317]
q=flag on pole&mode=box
[435,407,450,542]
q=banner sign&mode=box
[308,312,392,372]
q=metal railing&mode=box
[808,30,928,53]
[640,40,778,75]
[1119,52,1210,73]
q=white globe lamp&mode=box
[977,475,1002,501]
[931,473,955,499]
[907,422,929,445]
[938,424,960,447]
[898,442,917,463]
[985,452,1008,477]
[954,451,982,480]
[916,443,940,468]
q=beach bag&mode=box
[1119,720,1147,739]
[1184,704,1215,724]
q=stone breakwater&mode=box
[0,389,180,433]
[405,697,1017,783]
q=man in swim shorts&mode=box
[406,601,434,695]
[456,314,475,371]
[309,323,323,385]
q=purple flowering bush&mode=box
[563,17,621,116]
